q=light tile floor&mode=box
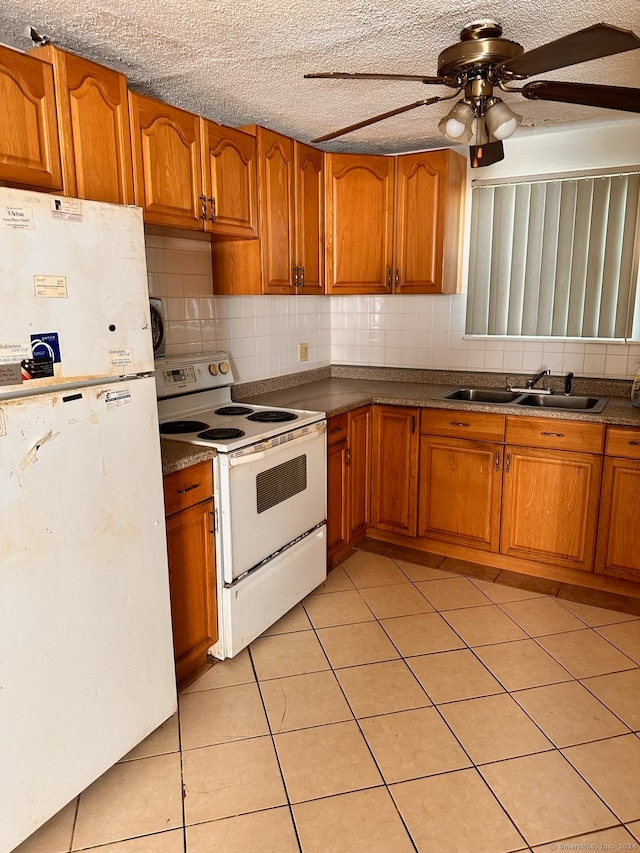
[15,544,640,853]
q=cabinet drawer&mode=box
[164,461,213,515]
[506,416,603,453]
[327,413,348,446]
[421,409,505,442]
[605,426,640,459]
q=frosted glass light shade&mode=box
[438,101,474,143]
[485,100,522,140]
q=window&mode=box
[466,171,640,339]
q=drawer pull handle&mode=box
[329,427,344,434]
[629,440,640,446]
[177,483,200,494]
[541,431,564,438]
[450,421,470,428]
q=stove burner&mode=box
[160,420,209,434]
[247,410,298,423]
[198,428,246,440]
[214,405,254,416]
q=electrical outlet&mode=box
[298,342,309,362]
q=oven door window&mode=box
[256,454,307,513]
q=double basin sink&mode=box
[439,387,608,413]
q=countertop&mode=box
[161,440,215,475]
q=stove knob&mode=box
[219,362,229,375]
[208,363,218,376]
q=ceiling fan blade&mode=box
[304,72,444,84]
[500,23,640,77]
[310,97,443,143]
[522,80,640,113]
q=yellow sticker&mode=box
[34,275,68,298]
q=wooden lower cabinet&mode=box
[163,462,217,685]
[327,436,350,560]
[371,405,419,537]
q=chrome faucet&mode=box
[527,369,551,389]
[507,369,552,395]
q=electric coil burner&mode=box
[159,419,209,434]
[247,410,298,423]
[198,428,245,440]
[214,405,254,416]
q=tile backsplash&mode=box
[146,234,640,383]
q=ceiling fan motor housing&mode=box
[438,20,524,81]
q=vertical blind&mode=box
[466,172,640,338]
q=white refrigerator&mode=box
[0,188,177,852]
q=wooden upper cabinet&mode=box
[0,44,62,190]
[326,153,395,294]
[202,121,257,238]
[129,92,203,230]
[294,141,324,295]
[395,149,466,294]
[33,46,134,204]
[258,128,296,293]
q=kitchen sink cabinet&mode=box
[327,422,350,561]
[596,427,640,580]
[0,44,63,191]
[163,462,217,685]
[371,405,419,537]
[33,46,134,205]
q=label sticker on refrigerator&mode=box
[30,332,61,363]
[21,357,54,380]
[34,275,68,298]
[51,197,82,222]
[108,348,134,369]
[0,342,31,364]
[104,388,132,410]
[0,409,6,437]
[0,206,35,230]
[0,364,22,386]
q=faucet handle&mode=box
[564,372,574,396]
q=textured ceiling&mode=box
[1,0,639,153]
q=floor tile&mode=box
[262,602,312,635]
[538,630,637,678]
[581,668,640,729]
[469,578,545,603]
[259,670,353,733]
[76,830,185,852]
[120,713,180,762]
[180,648,255,692]
[358,583,435,619]
[274,721,382,803]
[72,753,183,849]
[562,735,640,822]
[293,787,415,853]
[513,681,630,747]
[628,821,640,841]
[394,559,456,581]
[302,589,374,628]
[474,640,572,691]
[360,707,471,783]
[310,564,355,594]
[391,768,526,853]
[442,605,528,646]
[13,798,77,853]
[380,612,465,657]
[186,807,299,853]
[596,621,640,664]
[249,630,329,680]
[182,736,286,825]
[408,649,504,704]
[439,693,552,764]
[557,598,637,627]
[415,576,492,611]
[316,621,400,669]
[480,750,617,846]
[342,551,410,588]
[179,681,269,749]
[531,826,639,853]
[499,598,585,637]
[335,659,430,717]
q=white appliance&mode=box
[0,188,177,853]
[156,353,327,658]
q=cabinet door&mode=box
[35,46,134,204]
[129,92,204,230]
[165,498,217,684]
[394,148,466,294]
[419,436,502,551]
[326,153,394,294]
[501,446,601,572]
[327,438,350,560]
[371,405,419,536]
[202,121,258,238]
[0,45,62,190]
[295,142,324,294]
[259,128,295,293]
[348,406,371,539]
[596,456,640,579]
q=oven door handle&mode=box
[228,424,326,467]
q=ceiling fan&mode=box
[305,21,640,167]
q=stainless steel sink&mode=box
[516,394,608,412]
[439,388,522,404]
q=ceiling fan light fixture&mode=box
[484,98,522,140]
[438,100,475,142]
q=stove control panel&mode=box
[155,352,235,399]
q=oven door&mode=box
[216,421,327,583]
